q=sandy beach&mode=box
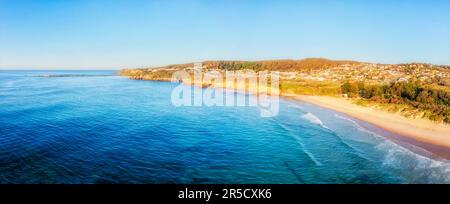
[289,95,450,158]
[129,75,450,159]
[187,80,450,152]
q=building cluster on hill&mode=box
[275,63,450,86]
[124,60,450,88]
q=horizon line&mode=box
[1,58,449,70]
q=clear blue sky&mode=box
[1,0,449,69]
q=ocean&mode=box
[0,70,449,184]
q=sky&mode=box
[0,0,449,69]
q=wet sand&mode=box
[289,95,450,160]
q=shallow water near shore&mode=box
[0,70,449,184]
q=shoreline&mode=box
[121,75,450,160]
[288,94,450,160]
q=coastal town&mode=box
[280,63,450,85]
[123,60,450,87]
[3,0,450,187]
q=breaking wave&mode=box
[273,120,323,166]
[334,114,383,140]
[302,112,329,130]
[287,104,305,112]
[376,141,450,183]
[334,114,450,183]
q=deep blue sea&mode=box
[0,70,449,184]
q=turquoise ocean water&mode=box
[0,70,449,184]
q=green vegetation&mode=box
[120,69,176,81]
[341,80,450,123]
[203,58,360,71]
[280,80,341,96]
[140,58,360,72]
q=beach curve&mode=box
[289,95,450,159]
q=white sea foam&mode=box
[274,120,323,166]
[376,140,450,183]
[334,114,450,183]
[292,134,323,166]
[302,112,329,129]
[302,147,323,166]
[334,114,385,141]
[287,104,305,111]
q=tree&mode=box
[341,82,359,97]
